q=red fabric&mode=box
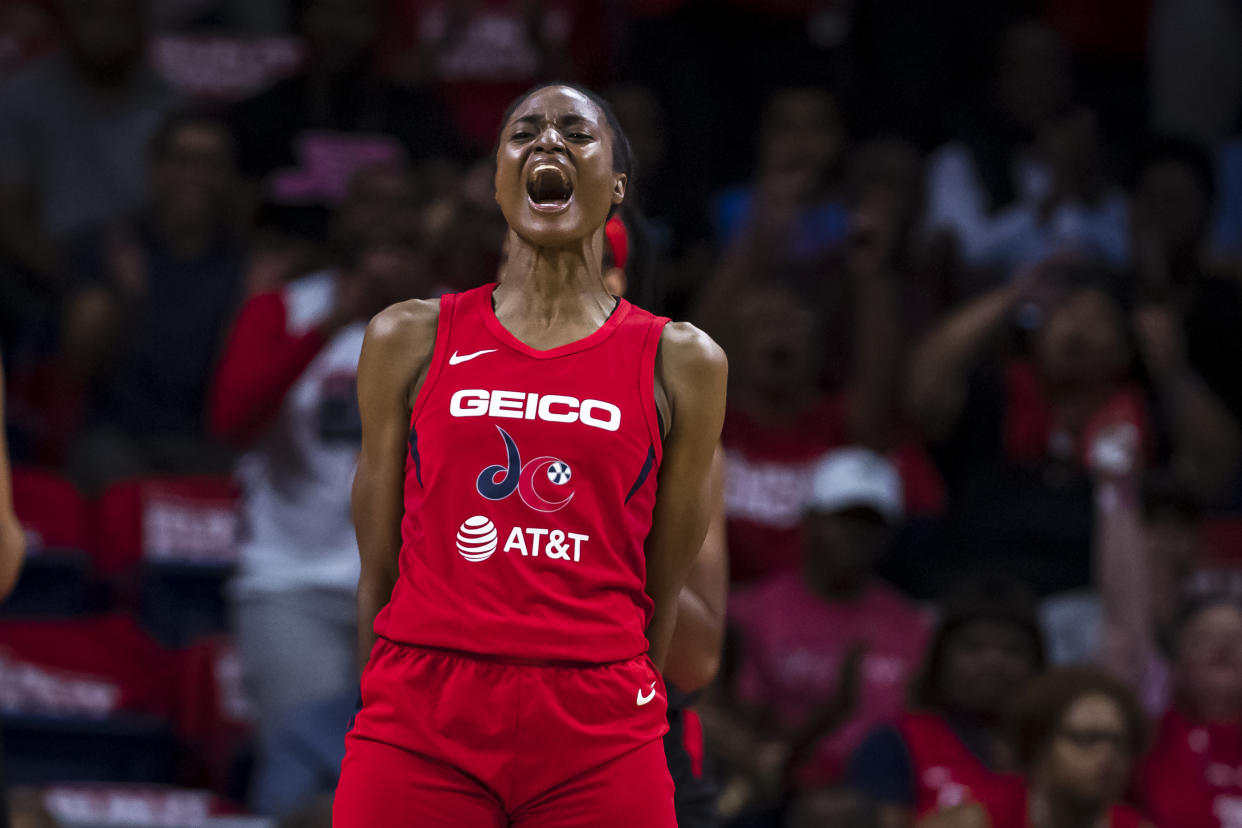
[11,467,89,552]
[208,290,328,448]
[95,476,240,574]
[722,396,847,583]
[605,217,629,271]
[722,394,943,584]
[898,711,1019,817]
[174,636,255,791]
[682,708,705,779]
[1138,707,1242,828]
[338,640,673,825]
[975,779,1147,828]
[0,615,253,793]
[0,614,176,720]
[5,357,88,466]
[730,573,931,786]
[377,284,669,665]
[1003,360,1152,472]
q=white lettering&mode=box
[537,394,579,423]
[579,400,621,432]
[467,522,589,564]
[504,526,528,556]
[450,389,489,416]
[545,530,571,560]
[488,390,525,418]
[568,532,588,562]
[526,527,549,556]
[448,390,621,431]
[723,450,818,529]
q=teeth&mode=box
[531,163,566,180]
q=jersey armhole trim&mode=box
[640,315,670,467]
[408,293,456,427]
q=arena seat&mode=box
[95,476,241,645]
[0,614,182,785]
[6,468,99,616]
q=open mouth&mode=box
[526,163,573,212]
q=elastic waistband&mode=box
[376,636,646,670]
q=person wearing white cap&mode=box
[704,447,931,819]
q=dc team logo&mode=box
[476,426,575,513]
[456,516,498,561]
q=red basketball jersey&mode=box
[1139,707,1242,828]
[898,712,1019,818]
[374,284,669,664]
[975,778,1146,828]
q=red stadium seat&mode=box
[6,468,98,616]
[11,467,89,553]
[95,476,241,575]
[0,614,254,794]
[174,635,257,793]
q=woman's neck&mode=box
[493,231,616,349]
[1029,787,1107,828]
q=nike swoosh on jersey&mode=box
[449,349,498,365]
[636,682,657,706]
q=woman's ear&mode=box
[612,173,627,205]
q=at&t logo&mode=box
[456,516,499,561]
[455,516,588,564]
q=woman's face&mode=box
[939,620,1038,717]
[1176,603,1242,719]
[1034,287,1130,387]
[1038,694,1133,808]
[494,86,624,249]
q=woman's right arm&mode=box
[905,280,1024,441]
[352,300,438,674]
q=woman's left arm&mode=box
[0,357,25,600]
[644,322,728,671]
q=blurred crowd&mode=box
[4,0,1242,826]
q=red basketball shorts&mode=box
[334,637,676,827]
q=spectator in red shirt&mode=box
[917,667,1151,828]
[902,257,1237,599]
[715,284,842,583]
[848,576,1046,828]
[1137,598,1242,828]
[705,447,930,817]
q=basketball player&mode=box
[334,83,728,827]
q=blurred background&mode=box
[3,0,1242,826]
